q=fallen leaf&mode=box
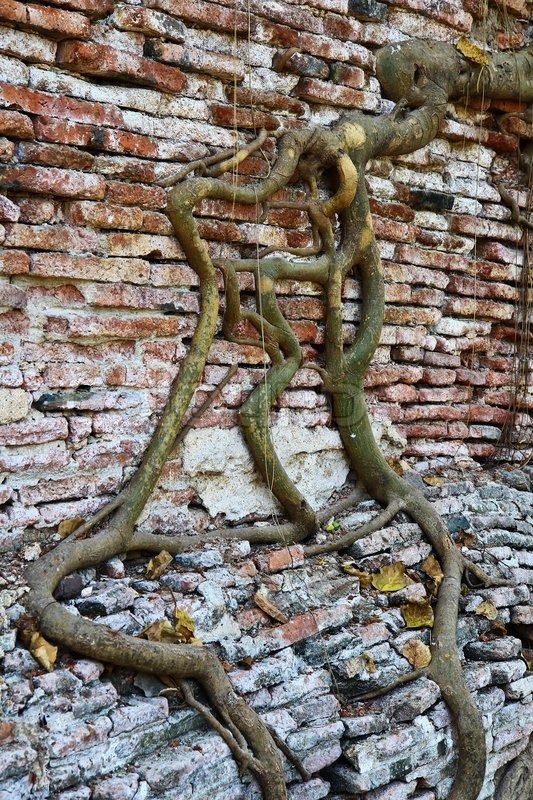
[422,475,445,487]
[324,517,341,532]
[0,722,14,745]
[386,457,409,476]
[173,608,200,643]
[456,37,490,66]
[254,592,288,624]
[145,550,173,580]
[362,652,376,673]
[371,562,409,592]
[341,562,373,588]
[401,599,434,629]
[402,638,432,668]
[456,529,477,548]
[491,620,507,637]
[475,600,498,620]
[58,516,85,538]
[420,554,443,588]
[29,632,57,671]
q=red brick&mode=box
[225,86,307,117]
[210,104,280,131]
[5,222,99,253]
[31,253,150,284]
[0,195,19,222]
[0,165,105,199]
[57,40,187,95]
[443,298,514,321]
[148,40,245,82]
[16,198,56,224]
[147,0,251,34]
[17,141,95,171]
[0,249,30,275]
[112,5,186,41]
[0,23,56,63]
[0,109,33,139]
[259,612,319,651]
[41,0,113,16]
[449,214,522,242]
[0,1,90,39]
[0,84,122,127]
[65,201,144,231]
[106,181,167,210]
[294,77,378,110]
[62,312,183,339]
[255,545,305,573]
[0,416,68,445]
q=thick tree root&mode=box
[24,37,533,800]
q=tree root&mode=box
[24,37,533,800]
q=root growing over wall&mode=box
[25,38,533,800]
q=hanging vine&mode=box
[24,38,533,800]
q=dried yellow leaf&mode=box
[402,638,432,668]
[475,600,498,620]
[386,457,409,476]
[29,632,57,672]
[58,516,85,538]
[173,608,196,642]
[254,592,289,624]
[371,562,409,592]
[145,550,173,580]
[456,37,490,67]
[420,554,443,588]
[341,562,372,588]
[422,475,445,487]
[362,652,376,673]
[401,599,434,629]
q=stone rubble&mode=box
[1,469,531,800]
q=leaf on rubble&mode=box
[29,631,57,672]
[371,562,409,592]
[402,638,432,668]
[475,600,498,620]
[341,561,373,588]
[422,475,445,487]
[456,529,477,548]
[173,608,201,644]
[0,722,14,745]
[491,620,507,637]
[420,554,443,588]
[324,516,341,532]
[362,652,376,673]
[401,599,434,629]
[145,550,173,580]
[253,592,289,624]
[386,457,409,476]
[58,516,85,538]
[456,37,490,67]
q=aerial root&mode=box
[354,667,428,702]
[304,498,404,557]
[157,129,268,188]
[266,724,312,782]
[462,557,515,589]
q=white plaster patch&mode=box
[181,421,350,521]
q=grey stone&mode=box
[75,583,138,616]
[464,636,523,661]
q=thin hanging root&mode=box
[304,498,404,557]
[265,724,312,782]
[354,667,428,702]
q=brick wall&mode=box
[0,0,532,549]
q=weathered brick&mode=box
[272,49,329,79]
[147,39,245,82]
[0,24,56,63]
[0,1,90,39]
[147,0,251,34]
[210,104,280,130]
[30,253,150,283]
[17,141,95,171]
[112,5,186,41]
[56,40,187,94]
[0,249,30,275]
[0,83,123,127]
[293,77,379,110]
[0,165,105,199]
[0,109,33,139]
[64,201,144,230]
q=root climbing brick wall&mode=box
[0,0,532,548]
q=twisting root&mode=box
[25,37,533,800]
